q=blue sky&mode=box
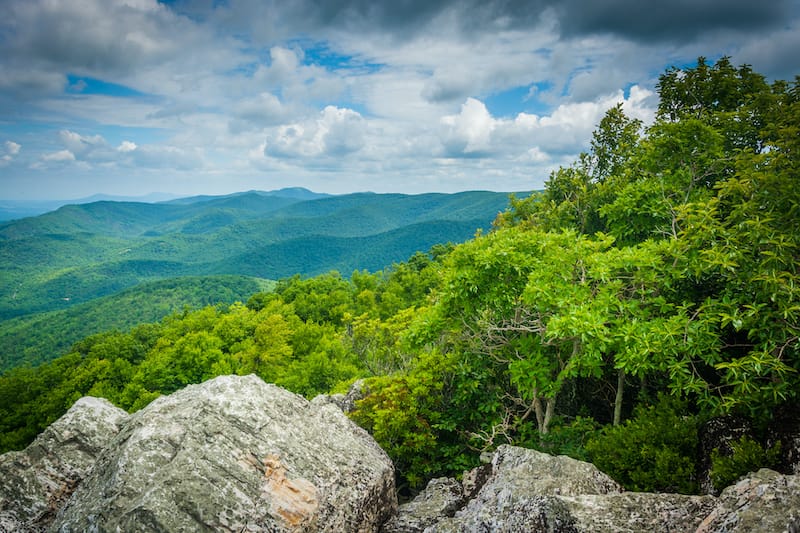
[1,0,799,200]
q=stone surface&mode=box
[312,379,367,413]
[428,445,621,532]
[564,492,717,532]
[696,468,800,533]
[382,477,464,533]
[460,463,491,500]
[399,445,800,533]
[52,374,397,532]
[0,396,129,532]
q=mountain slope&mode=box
[0,275,272,370]
[0,190,515,322]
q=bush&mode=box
[710,435,782,490]
[586,396,700,494]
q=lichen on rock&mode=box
[49,375,396,532]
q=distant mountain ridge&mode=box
[0,187,328,221]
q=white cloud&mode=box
[118,140,137,152]
[440,98,496,155]
[229,92,288,133]
[58,130,106,155]
[1,0,797,198]
[265,106,366,158]
[127,145,204,170]
[437,86,654,162]
[41,149,76,162]
[5,141,21,155]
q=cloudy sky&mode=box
[1,0,798,200]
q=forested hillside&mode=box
[0,189,511,320]
[1,58,797,498]
[0,275,274,371]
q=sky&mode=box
[1,0,799,200]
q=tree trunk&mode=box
[533,392,544,433]
[613,369,625,426]
[541,397,555,435]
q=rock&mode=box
[381,477,464,533]
[312,379,367,413]
[52,374,397,532]
[697,415,754,495]
[460,463,491,500]
[0,397,129,531]
[401,445,799,532]
[696,468,800,533]
[564,492,717,532]
[428,445,621,532]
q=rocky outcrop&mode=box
[50,374,396,532]
[428,445,622,532]
[390,445,799,533]
[312,379,367,413]
[5,377,798,533]
[696,468,800,532]
[382,477,465,533]
[0,396,129,532]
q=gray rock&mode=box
[427,445,621,532]
[410,445,800,533]
[382,477,464,533]
[53,374,397,532]
[312,379,367,413]
[460,464,491,500]
[0,396,129,532]
[696,468,800,533]
[564,492,717,532]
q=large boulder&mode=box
[563,492,717,532]
[696,468,800,532]
[428,445,622,532]
[382,477,465,533]
[0,397,129,531]
[52,374,397,532]
[396,445,799,533]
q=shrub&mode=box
[710,435,782,490]
[586,395,700,494]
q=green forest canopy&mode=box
[1,57,797,495]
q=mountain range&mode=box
[0,187,518,369]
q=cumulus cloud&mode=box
[440,98,496,156]
[1,140,21,166]
[117,141,137,153]
[438,86,655,161]
[5,141,21,156]
[265,106,366,158]
[127,145,204,170]
[229,92,288,133]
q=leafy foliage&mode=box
[710,436,782,490]
[586,396,701,494]
[0,275,272,371]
